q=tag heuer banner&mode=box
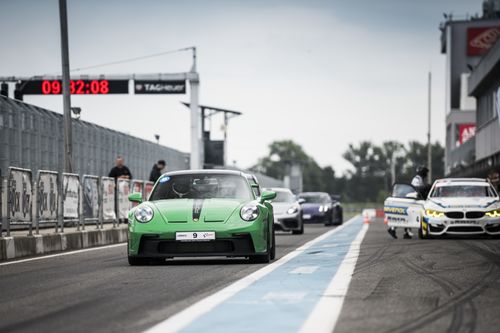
[134,80,186,94]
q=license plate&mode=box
[303,214,311,219]
[450,220,477,225]
[175,231,215,241]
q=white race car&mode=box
[384,178,500,238]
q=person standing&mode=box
[108,156,133,180]
[149,160,166,183]
[388,166,429,240]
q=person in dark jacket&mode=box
[149,160,166,183]
[108,156,132,180]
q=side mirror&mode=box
[405,192,420,200]
[128,192,142,203]
[298,198,306,204]
[260,190,277,203]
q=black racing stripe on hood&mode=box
[192,199,204,221]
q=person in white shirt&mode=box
[388,166,429,239]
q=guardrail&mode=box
[0,166,153,237]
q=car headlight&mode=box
[287,206,299,215]
[319,205,329,212]
[240,204,259,221]
[134,206,154,223]
[486,209,500,218]
[425,209,444,218]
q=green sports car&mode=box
[127,170,277,265]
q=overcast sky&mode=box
[0,0,481,174]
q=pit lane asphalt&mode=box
[0,224,334,333]
[335,218,500,333]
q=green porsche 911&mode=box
[127,170,277,265]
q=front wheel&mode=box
[128,256,149,266]
[292,221,304,235]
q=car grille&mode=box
[138,234,255,256]
[465,211,485,219]
[447,226,483,233]
[445,212,464,219]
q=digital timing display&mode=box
[20,80,129,95]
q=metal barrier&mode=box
[117,178,131,223]
[35,170,59,234]
[6,167,33,236]
[101,176,116,228]
[82,175,100,230]
[61,173,80,233]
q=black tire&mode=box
[128,256,149,266]
[337,210,344,225]
[250,220,273,263]
[270,223,276,260]
[292,221,304,235]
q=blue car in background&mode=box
[298,192,343,226]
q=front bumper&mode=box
[424,216,500,235]
[302,211,329,223]
[128,219,269,258]
[274,213,301,231]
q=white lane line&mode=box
[0,243,126,266]
[144,216,360,333]
[289,266,319,274]
[299,223,369,333]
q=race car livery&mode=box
[385,178,500,238]
[127,170,276,265]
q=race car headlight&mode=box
[319,205,327,212]
[134,206,154,223]
[240,204,259,221]
[486,209,500,218]
[287,206,299,215]
[425,209,444,218]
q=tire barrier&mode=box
[0,166,157,236]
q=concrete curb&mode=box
[0,228,128,261]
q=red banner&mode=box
[467,27,500,56]
[457,123,476,146]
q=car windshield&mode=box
[149,174,253,200]
[430,185,496,198]
[299,194,329,203]
[273,191,295,203]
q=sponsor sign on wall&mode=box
[467,27,500,56]
[134,80,186,94]
[63,174,79,219]
[456,123,476,147]
[102,177,116,221]
[8,168,32,222]
[131,180,144,207]
[37,172,58,221]
[117,179,130,220]
[82,176,99,219]
[144,181,154,200]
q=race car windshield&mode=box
[430,185,496,198]
[149,174,253,200]
[299,194,329,203]
[273,191,295,203]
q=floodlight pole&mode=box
[427,71,432,182]
[59,0,73,173]
[189,47,202,170]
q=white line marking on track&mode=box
[299,223,369,333]
[144,217,359,333]
[0,243,126,266]
[289,266,318,274]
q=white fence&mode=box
[0,166,152,236]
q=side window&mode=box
[392,184,418,199]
